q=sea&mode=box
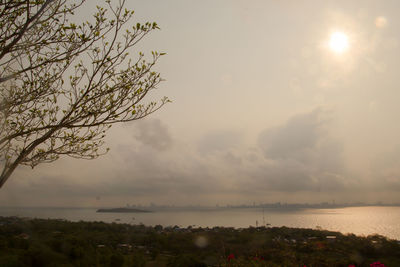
[0,206,399,240]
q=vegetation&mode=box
[0,216,399,266]
[0,0,168,187]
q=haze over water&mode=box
[1,206,399,240]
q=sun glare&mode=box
[329,32,349,54]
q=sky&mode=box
[2,0,400,207]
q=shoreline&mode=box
[1,206,400,240]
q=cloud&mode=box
[3,109,348,206]
[132,119,173,151]
[3,108,399,207]
[369,145,400,191]
[246,108,348,193]
[197,130,242,155]
[258,108,325,160]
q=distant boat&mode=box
[96,208,152,213]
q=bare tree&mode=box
[0,0,168,187]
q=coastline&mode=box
[1,206,399,240]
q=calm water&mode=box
[1,206,399,240]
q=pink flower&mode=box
[227,253,235,261]
[370,261,386,267]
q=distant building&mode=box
[326,236,337,242]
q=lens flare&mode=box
[194,236,208,248]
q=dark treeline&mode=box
[0,216,399,266]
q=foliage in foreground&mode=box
[0,216,399,266]
[0,0,168,187]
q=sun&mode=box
[329,32,349,54]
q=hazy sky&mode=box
[2,0,400,207]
